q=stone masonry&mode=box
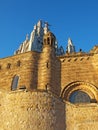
[1,21,98,129]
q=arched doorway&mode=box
[61,81,98,103]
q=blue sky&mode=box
[0,0,98,58]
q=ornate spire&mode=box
[44,22,50,34]
[26,34,29,41]
[67,38,75,53]
[14,20,62,55]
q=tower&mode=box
[0,29,64,130]
[38,31,61,95]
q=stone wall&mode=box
[1,89,98,130]
[60,53,98,92]
[1,48,98,130]
[65,101,98,130]
[0,49,61,95]
[0,51,40,91]
[0,90,65,130]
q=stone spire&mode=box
[14,20,64,56]
[37,20,43,36]
[44,22,50,34]
[14,20,44,54]
[67,38,75,53]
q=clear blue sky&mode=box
[0,0,98,58]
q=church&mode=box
[0,20,98,130]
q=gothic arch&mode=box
[61,81,98,103]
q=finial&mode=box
[34,25,37,30]
[44,21,50,28]
[68,38,73,45]
[44,21,51,34]
[45,21,51,29]
[67,37,75,53]
[37,20,42,28]
[26,34,29,41]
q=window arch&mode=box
[11,75,19,90]
[61,81,98,103]
[69,90,91,103]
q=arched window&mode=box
[61,81,97,103]
[69,90,91,103]
[44,39,46,44]
[11,75,19,90]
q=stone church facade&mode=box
[0,20,98,130]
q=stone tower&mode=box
[1,20,98,130]
[38,31,61,95]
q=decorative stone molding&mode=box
[59,52,94,59]
[59,55,91,63]
[61,81,98,103]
